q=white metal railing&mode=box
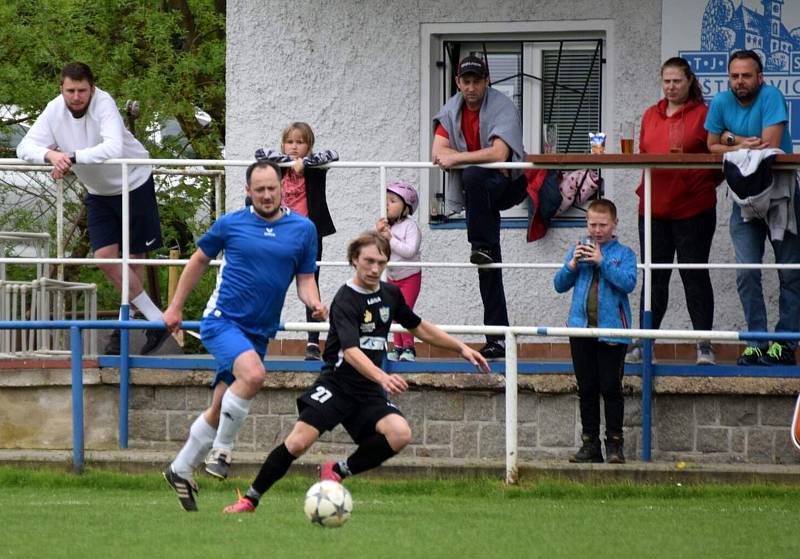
[2,155,800,481]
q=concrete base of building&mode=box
[1,449,799,486]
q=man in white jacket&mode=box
[17,62,167,355]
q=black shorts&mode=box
[84,174,163,253]
[297,374,404,444]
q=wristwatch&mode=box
[68,152,77,164]
[724,133,735,146]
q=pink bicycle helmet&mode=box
[386,181,419,215]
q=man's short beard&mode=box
[67,93,92,118]
[253,204,282,221]
[733,84,760,104]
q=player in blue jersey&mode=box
[221,230,490,514]
[162,160,328,511]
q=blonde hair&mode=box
[281,122,315,151]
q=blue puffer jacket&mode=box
[553,238,638,343]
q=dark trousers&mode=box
[637,207,716,331]
[569,337,627,438]
[462,167,528,342]
[305,234,324,345]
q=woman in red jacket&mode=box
[626,57,721,366]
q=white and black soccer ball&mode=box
[304,480,353,527]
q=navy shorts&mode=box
[297,374,404,444]
[84,174,163,253]
[201,315,269,387]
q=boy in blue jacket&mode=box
[554,199,637,463]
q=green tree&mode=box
[0,0,225,161]
[0,0,226,350]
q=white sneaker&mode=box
[399,347,417,362]
[625,343,658,364]
[696,343,716,366]
[625,344,642,364]
[386,348,401,362]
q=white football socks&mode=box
[171,414,216,479]
[131,291,163,322]
[212,390,252,451]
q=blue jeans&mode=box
[729,198,800,350]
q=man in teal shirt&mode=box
[705,49,799,366]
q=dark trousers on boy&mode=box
[569,337,627,438]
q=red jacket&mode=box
[636,98,720,219]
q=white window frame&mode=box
[420,20,615,226]
[523,40,605,159]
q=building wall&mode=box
[226,0,778,341]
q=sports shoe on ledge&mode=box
[605,435,626,464]
[479,341,505,361]
[737,346,764,366]
[205,448,232,480]
[469,248,494,266]
[624,343,658,364]
[223,488,256,514]
[319,461,342,483]
[304,343,322,361]
[104,329,121,355]
[399,347,417,362]
[696,343,716,366]
[759,342,796,366]
[163,466,199,512]
[624,343,642,364]
[386,347,401,362]
[141,328,170,355]
[569,434,604,463]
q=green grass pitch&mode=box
[1,467,798,558]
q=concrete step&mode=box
[1,449,798,485]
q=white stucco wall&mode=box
[226,0,780,341]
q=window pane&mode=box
[541,48,602,153]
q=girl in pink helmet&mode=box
[376,181,422,361]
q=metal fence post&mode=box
[505,329,518,484]
[120,162,131,449]
[70,326,84,473]
[641,167,654,461]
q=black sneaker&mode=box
[569,434,604,463]
[304,343,321,361]
[470,248,494,266]
[759,342,796,366]
[103,329,120,355]
[479,341,505,360]
[141,329,170,355]
[605,435,625,464]
[204,448,232,480]
[737,346,765,366]
[163,466,199,512]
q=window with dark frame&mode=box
[430,38,604,227]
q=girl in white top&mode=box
[376,182,422,361]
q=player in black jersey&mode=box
[222,230,490,513]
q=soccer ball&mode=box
[304,480,353,527]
